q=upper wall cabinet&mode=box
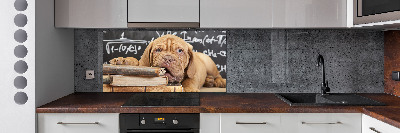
[200,0,274,28]
[55,0,127,28]
[200,0,351,28]
[273,0,348,28]
[55,0,350,28]
[127,0,199,28]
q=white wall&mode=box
[0,0,74,132]
[0,0,36,132]
[35,0,74,107]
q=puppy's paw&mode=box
[183,87,200,92]
[111,57,124,65]
[123,57,139,66]
[203,76,214,87]
[214,77,226,88]
[109,58,117,65]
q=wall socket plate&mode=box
[393,71,400,81]
[86,70,95,79]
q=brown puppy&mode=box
[139,34,226,92]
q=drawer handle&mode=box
[369,127,382,133]
[236,122,267,124]
[301,122,342,125]
[57,122,99,125]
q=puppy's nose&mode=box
[163,55,175,63]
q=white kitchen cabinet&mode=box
[200,0,273,28]
[55,0,127,28]
[201,0,349,28]
[200,113,220,133]
[220,113,281,133]
[38,113,119,133]
[281,113,362,133]
[217,113,361,133]
[362,114,400,133]
[128,0,199,23]
[273,0,348,28]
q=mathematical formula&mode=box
[105,43,142,55]
[104,31,227,58]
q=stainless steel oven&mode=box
[354,0,400,25]
[120,114,199,133]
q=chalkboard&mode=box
[103,31,227,78]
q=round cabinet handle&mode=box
[236,122,267,124]
[57,122,99,125]
[301,122,342,125]
[369,127,382,133]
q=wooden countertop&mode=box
[36,93,400,128]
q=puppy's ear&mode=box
[139,42,154,66]
[185,43,197,79]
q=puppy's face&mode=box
[149,35,192,83]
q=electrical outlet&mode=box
[86,70,95,79]
[393,71,400,81]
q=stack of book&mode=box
[102,64,183,92]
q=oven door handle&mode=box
[126,129,198,132]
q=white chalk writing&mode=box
[216,64,227,72]
[106,42,142,55]
[155,31,227,47]
[203,49,226,58]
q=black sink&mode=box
[275,93,385,106]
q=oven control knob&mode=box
[141,120,145,125]
[173,119,178,125]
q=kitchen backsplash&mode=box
[384,31,400,96]
[75,29,384,93]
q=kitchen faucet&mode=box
[317,54,330,95]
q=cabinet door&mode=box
[200,113,220,133]
[362,114,400,133]
[281,113,361,133]
[200,0,273,28]
[38,113,119,133]
[220,113,280,133]
[128,0,199,23]
[273,0,347,28]
[55,0,127,28]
